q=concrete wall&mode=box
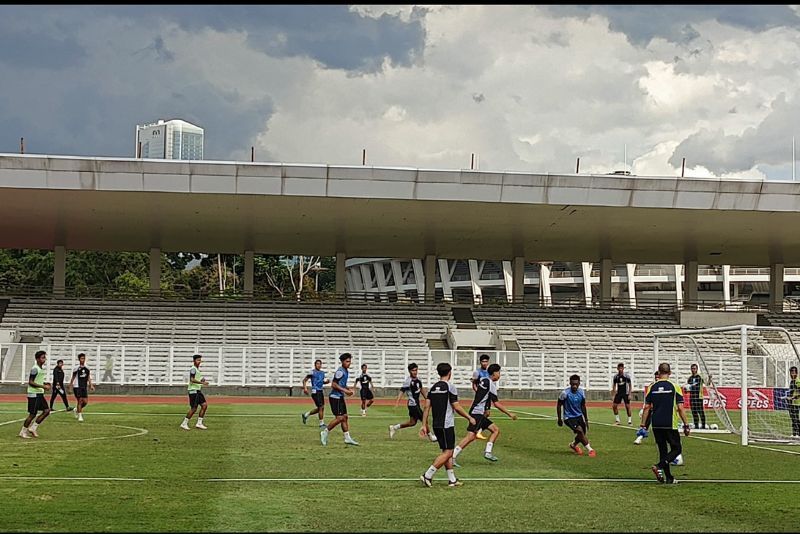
[679,310,758,328]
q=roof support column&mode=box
[468,260,483,305]
[149,248,161,297]
[722,264,731,305]
[581,262,593,308]
[512,257,525,303]
[335,252,346,295]
[599,258,612,308]
[674,264,683,307]
[770,263,785,312]
[412,259,425,299]
[540,263,552,307]
[438,259,453,302]
[684,260,698,310]
[54,245,66,297]
[424,254,436,303]
[390,260,404,295]
[243,251,254,297]
[626,263,637,308]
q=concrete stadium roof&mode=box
[2,154,800,265]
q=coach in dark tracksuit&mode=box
[49,359,73,411]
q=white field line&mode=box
[509,409,800,456]
[0,476,145,481]
[205,476,800,484]
[0,410,545,420]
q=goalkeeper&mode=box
[789,366,799,438]
[634,371,659,445]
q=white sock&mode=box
[485,441,494,454]
[615,415,620,422]
[446,469,457,483]
[628,416,632,423]
[30,422,39,431]
[453,446,462,459]
[392,424,401,431]
[425,465,437,479]
[198,418,204,425]
[182,418,189,425]
[21,425,28,433]
[586,443,594,452]
[344,431,352,440]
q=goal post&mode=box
[653,324,800,446]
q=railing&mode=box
[0,343,773,391]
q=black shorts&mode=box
[689,395,704,409]
[27,394,48,415]
[330,396,347,416]
[189,391,206,408]
[74,387,88,399]
[360,388,374,401]
[407,405,424,422]
[565,416,586,433]
[434,426,456,451]
[311,391,325,408]
[467,413,493,433]
[613,392,630,405]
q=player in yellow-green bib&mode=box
[181,354,209,431]
[19,350,52,439]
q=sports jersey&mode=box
[469,377,498,416]
[428,380,459,428]
[306,369,326,393]
[27,364,46,397]
[686,374,704,396]
[52,366,65,388]
[612,372,632,395]
[473,367,490,382]
[401,376,423,407]
[559,387,585,419]
[330,366,349,399]
[356,373,372,391]
[188,365,203,391]
[789,377,800,406]
[645,379,684,429]
[72,365,90,389]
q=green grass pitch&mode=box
[0,399,798,532]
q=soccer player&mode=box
[634,370,660,445]
[557,374,596,457]
[355,363,374,417]
[302,359,329,428]
[69,352,95,422]
[788,366,799,437]
[49,359,73,411]
[452,363,517,464]
[472,354,492,440]
[389,363,433,440]
[611,362,633,425]
[320,353,359,446]
[686,363,706,429]
[19,350,51,439]
[180,354,209,430]
[640,362,690,484]
[419,362,475,488]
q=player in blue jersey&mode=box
[320,353,359,446]
[472,354,491,440]
[302,359,330,428]
[557,374,596,457]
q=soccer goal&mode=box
[653,325,800,446]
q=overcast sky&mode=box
[1,5,799,180]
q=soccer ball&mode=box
[671,454,684,466]
[710,423,719,430]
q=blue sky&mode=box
[1,5,799,179]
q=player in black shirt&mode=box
[69,353,94,422]
[419,362,474,487]
[355,364,374,417]
[389,363,432,440]
[49,359,73,411]
[611,362,633,425]
[686,363,706,429]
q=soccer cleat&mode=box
[666,478,679,485]
[448,479,463,487]
[651,465,665,483]
[344,436,360,446]
[389,425,396,439]
[484,453,499,462]
[452,460,462,468]
[318,421,326,428]
[420,475,432,488]
[301,413,308,425]
[28,427,39,438]
[180,422,190,431]
[361,410,366,417]
[633,435,644,445]
[66,406,74,412]
[569,442,583,456]
[18,428,31,439]
[74,410,79,419]
[476,430,488,440]
[628,420,632,425]
[588,449,597,458]
[428,432,438,443]
[614,421,621,426]
[320,428,329,446]
[78,415,84,422]
[195,423,208,430]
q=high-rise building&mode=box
[135,119,204,160]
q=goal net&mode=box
[653,325,800,445]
